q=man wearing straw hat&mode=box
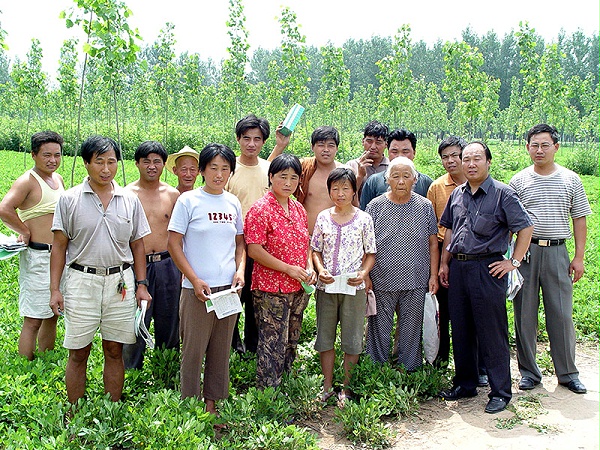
[166,146,200,193]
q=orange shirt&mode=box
[426,173,461,242]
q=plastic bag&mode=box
[422,292,440,364]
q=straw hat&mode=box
[165,146,199,174]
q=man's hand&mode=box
[135,284,152,308]
[357,150,374,177]
[49,290,64,316]
[488,259,514,279]
[439,263,450,288]
[569,257,585,283]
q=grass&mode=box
[0,145,598,448]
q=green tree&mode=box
[57,38,79,147]
[376,24,413,127]
[316,43,350,131]
[151,22,177,148]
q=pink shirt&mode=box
[244,191,310,293]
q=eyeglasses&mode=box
[529,142,554,151]
[441,152,461,160]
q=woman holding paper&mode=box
[167,143,244,417]
[311,168,376,405]
[365,156,439,371]
[244,154,316,388]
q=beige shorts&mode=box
[19,248,54,319]
[62,266,137,349]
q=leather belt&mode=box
[70,262,131,276]
[28,241,52,251]
[146,251,170,263]
[531,238,565,247]
[453,252,503,261]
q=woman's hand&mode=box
[191,277,211,302]
[287,265,311,283]
[318,269,334,284]
[347,269,367,287]
[231,268,245,290]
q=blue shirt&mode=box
[359,170,433,210]
[439,176,532,255]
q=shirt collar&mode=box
[82,178,124,196]
[464,175,493,195]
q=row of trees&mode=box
[0,0,597,161]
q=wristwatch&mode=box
[510,258,521,268]
[135,279,149,287]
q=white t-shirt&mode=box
[168,188,243,289]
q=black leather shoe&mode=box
[560,379,587,394]
[485,397,508,414]
[478,374,489,387]
[518,376,540,390]
[439,386,478,400]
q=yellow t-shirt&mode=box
[225,158,270,219]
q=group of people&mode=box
[0,119,590,417]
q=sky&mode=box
[1,0,598,81]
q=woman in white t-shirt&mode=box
[168,143,245,420]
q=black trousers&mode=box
[231,256,258,353]
[448,256,511,401]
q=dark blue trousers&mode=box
[448,256,511,401]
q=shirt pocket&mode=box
[472,213,496,238]
[113,214,134,245]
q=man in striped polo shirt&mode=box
[510,124,592,395]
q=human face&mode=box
[362,135,387,164]
[388,139,415,161]
[173,155,199,191]
[32,142,62,175]
[312,139,338,165]
[461,144,490,186]
[527,132,558,168]
[329,179,355,209]
[269,168,299,202]
[201,155,232,195]
[440,145,462,178]
[85,149,118,189]
[237,128,265,162]
[136,152,165,182]
[386,164,416,201]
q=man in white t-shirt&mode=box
[225,114,290,353]
[510,124,592,395]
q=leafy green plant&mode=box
[335,397,393,449]
[280,372,323,420]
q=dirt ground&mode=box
[309,342,599,450]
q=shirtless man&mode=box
[166,146,199,193]
[0,131,65,360]
[122,141,181,370]
[295,126,346,235]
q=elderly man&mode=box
[50,135,152,403]
[360,128,433,209]
[438,141,533,414]
[166,146,199,193]
[0,131,65,360]
[510,124,592,395]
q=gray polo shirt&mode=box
[440,176,532,255]
[52,178,150,267]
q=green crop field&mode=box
[0,147,597,448]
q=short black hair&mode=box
[327,167,357,194]
[80,135,121,163]
[198,143,237,181]
[311,126,340,146]
[31,131,64,155]
[438,135,467,157]
[388,129,417,151]
[134,141,168,163]
[363,120,389,139]
[235,114,270,141]
[464,140,492,161]
[267,154,302,186]
[526,123,559,144]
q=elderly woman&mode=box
[312,168,376,404]
[244,154,316,388]
[167,143,245,416]
[365,156,439,371]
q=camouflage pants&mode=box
[253,289,309,388]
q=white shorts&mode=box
[62,266,137,349]
[19,248,54,319]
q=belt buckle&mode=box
[150,254,161,263]
[537,239,550,247]
[456,254,467,261]
[96,267,107,276]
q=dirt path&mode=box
[311,342,599,449]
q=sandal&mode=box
[320,389,336,403]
